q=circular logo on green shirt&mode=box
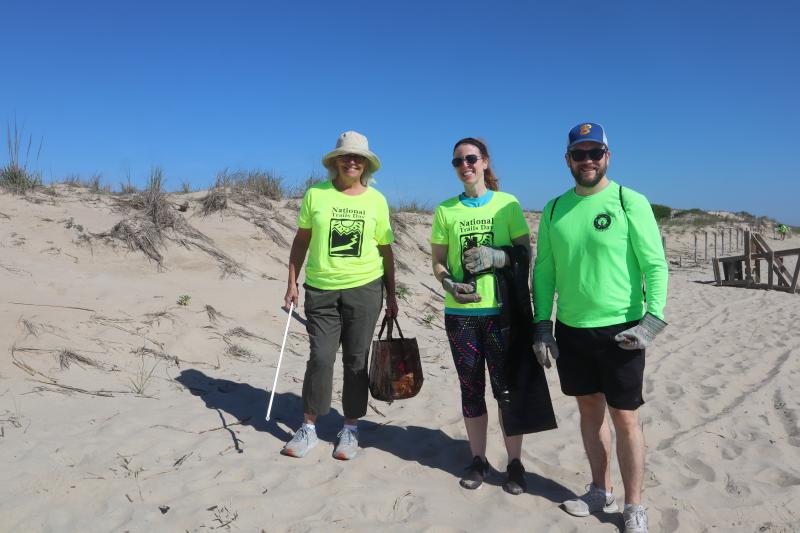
[593,213,612,231]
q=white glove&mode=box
[614,313,667,350]
[441,276,481,304]
[463,246,508,274]
[532,320,558,369]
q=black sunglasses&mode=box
[451,154,482,167]
[569,148,607,162]
[337,153,367,162]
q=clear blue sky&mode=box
[3,0,798,224]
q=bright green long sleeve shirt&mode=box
[532,181,668,328]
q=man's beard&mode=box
[570,161,607,188]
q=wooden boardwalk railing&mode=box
[712,231,800,293]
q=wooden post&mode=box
[768,251,774,289]
[744,230,753,285]
[694,233,697,263]
[705,232,708,261]
[721,230,725,255]
[729,227,733,252]
[662,235,666,257]
[714,232,718,258]
[790,253,800,293]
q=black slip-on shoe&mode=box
[460,455,490,490]
[503,459,527,495]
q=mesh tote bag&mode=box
[368,316,423,402]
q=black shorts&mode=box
[554,319,645,410]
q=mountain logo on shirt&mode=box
[329,219,364,257]
[593,213,612,231]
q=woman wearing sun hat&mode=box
[281,131,398,461]
[430,137,534,494]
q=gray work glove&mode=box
[532,320,558,369]
[441,276,481,304]
[614,312,667,350]
[463,246,508,274]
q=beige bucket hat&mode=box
[321,131,381,174]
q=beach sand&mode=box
[1,186,798,532]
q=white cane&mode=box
[266,302,294,421]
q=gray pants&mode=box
[302,277,383,419]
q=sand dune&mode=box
[1,186,799,532]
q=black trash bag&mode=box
[496,245,558,436]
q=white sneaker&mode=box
[623,504,648,533]
[333,427,359,460]
[280,425,318,458]
[562,483,619,517]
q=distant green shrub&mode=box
[650,203,672,221]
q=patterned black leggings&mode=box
[445,314,509,418]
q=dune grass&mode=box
[391,199,434,214]
[284,174,325,199]
[0,120,42,194]
[200,169,284,215]
[61,173,110,193]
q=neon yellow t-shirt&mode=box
[298,181,394,290]
[533,181,668,327]
[431,191,530,315]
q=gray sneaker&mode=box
[562,483,619,517]
[280,425,319,458]
[333,427,359,460]
[623,504,648,533]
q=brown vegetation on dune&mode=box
[96,168,244,277]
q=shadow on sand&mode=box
[175,368,621,530]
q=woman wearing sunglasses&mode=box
[281,131,398,461]
[430,137,532,494]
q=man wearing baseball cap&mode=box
[531,123,668,532]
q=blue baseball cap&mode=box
[568,122,608,149]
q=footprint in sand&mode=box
[724,473,752,497]
[684,457,716,482]
[755,466,800,488]
[660,508,680,532]
[664,381,685,401]
[671,470,701,490]
[719,440,743,460]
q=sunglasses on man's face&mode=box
[451,154,482,168]
[569,148,607,162]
